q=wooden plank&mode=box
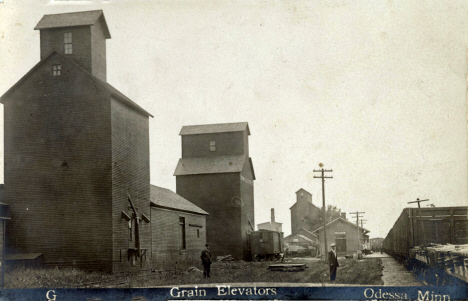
[269,263,307,272]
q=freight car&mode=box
[250,230,284,260]
[383,206,468,285]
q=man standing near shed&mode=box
[201,243,212,278]
[328,243,339,281]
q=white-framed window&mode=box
[52,64,61,76]
[64,32,73,54]
[210,141,216,152]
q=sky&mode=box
[0,0,467,238]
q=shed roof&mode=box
[174,155,250,176]
[180,122,250,135]
[284,234,314,242]
[297,227,318,238]
[35,10,111,38]
[6,253,43,260]
[312,217,370,233]
[0,51,152,117]
[150,185,208,215]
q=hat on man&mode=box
[205,243,210,247]
[330,243,336,247]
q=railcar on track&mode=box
[250,230,284,261]
[383,206,468,285]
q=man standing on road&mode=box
[328,243,339,281]
[200,243,212,279]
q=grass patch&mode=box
[5,258,384,288]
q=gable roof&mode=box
[296,188,312,195]
[0,51,152,117]
[180,122,250,136]
[35,10,111,38]
[150,185,208,215]
[174,155,255,178]
[312,217,370,233]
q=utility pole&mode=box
[350,211,365,257]
[408,198,429,246]
[313,167,333,260]
[360,219,367,229]
[360,219,367,249]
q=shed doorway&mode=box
[335,232,346,254]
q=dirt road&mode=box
[380,256,423,286]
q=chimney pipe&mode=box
[341,212,346,220]
[271,208,275,223]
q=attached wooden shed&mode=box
[0,185,10,287]
[150,185,208,271]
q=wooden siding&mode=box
[0,221,4,286]
[290,196,321,235]
[151,207,206,270]
[240,158,254,259]
[4,54,113,270]
[40,27,93,75]
[176,173,244,259]
[317,220,366,255]
[111,96,151,273]
[181,132,246,158]
[90,19,107,81]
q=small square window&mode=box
[52,64,61,76]
[210,141,216,152]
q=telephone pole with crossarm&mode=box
[313,167,333,260]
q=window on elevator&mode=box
[64,32,73,54]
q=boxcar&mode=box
[383,206,468,285]
[250,230,284,260]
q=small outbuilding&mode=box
[150,185,208,270]
[313,217,370,256]
[293,228,319,243]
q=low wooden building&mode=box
[294,228,318,243]
[284,233,318,257]
[150,185,208,271]
[313,217,370,256]
[0,192,9,287]
[284,233,315,246]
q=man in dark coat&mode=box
[200,243,212,278]
[328,243,339,281]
